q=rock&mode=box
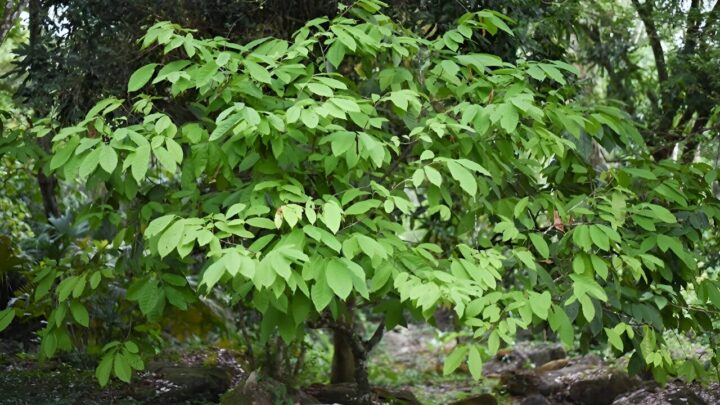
[484,348,528,376]
[515,342,566,367]
[535,362,599,394]
[149,365,233,403]
[499,355,638,404]
[500,369,546,396]
[612,381,712,405]
[520,394,551,405]
[221,372,319,405]
[448,392,498,405]
[567,369,638,405]
[304,383,421,405]
[484,341,566,376]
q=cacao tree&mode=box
[3,0,720,400]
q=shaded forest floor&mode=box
[2,325,720,404]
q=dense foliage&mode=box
[1,1,720,403]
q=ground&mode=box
[1,324,718,404]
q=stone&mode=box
[612,381,714,405]
[520,394,551,405]
[567,369,638,405]
[500,369,546,396]
[448,393,498,405]
[515,342,566,367]
[304,383,421,405]
[149,365,233,403]
[221,372,319,405]
[484,342,566,377]
[498,355,638,404]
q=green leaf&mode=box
[590,255,609,279]
[578,294,595,322]
[498,103,519,133]
[210,113,241,141]
[529,291,551,320]
[589,225,610,251]
[456,53,503,69]
[467,346,483,380]
[548,307,574,347]
[128,63,158,92]
[158,219,185,258]
[622,167,656,180]
[246,217,277,229]
[647,204,676,223]
[202,260,226,290]
[145,215,175,238]
[455,159,491,176]
[487,330,500,355]
[447,160,477,197]
[0,308,15,332]
[326,259,353,300]
[529,233,549,259]
[344,199,381,216]
[50,138,80,170]
[96,353,114,387]
[113,353,132,383]
[572,225,592,251]
[321,201,343,234]
[605,327,624,351]
[327,41,346,68]
[79,148,102,178]
[307,83,333,97]
[513,197,529,218]
[244,60,272,84]
[301,109,320,128]
[424,166,443,186]
[70,301,90,327]
[443,345,468,376]
[99,145,118,173]
[311,277,333,311]
[131,145,151,182]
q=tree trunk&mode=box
[29,0,59,219]
[327,315,385,405]
[331,328,356,383]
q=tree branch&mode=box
[683,0,703,55]
[363,317,385,352]
[631,0,668,85]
